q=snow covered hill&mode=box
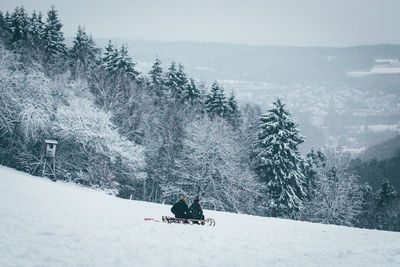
[1,166,399,267]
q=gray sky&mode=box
[2,0,400,47]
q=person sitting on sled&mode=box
[189,196,204,221]
[171,195,189,219]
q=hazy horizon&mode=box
[2,0,400,47]
[88,37,400,49]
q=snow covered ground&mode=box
[1,166,400,267]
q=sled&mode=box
[162,216,216,226]
[144,216,216,226]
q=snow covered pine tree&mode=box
[204,81,231,119]
[254,98,306,218]
[41,6,67,67]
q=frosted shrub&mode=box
[0,46,54,173]
[0,47,53,142]
[53,83,145,187]
[301,149,363,226]
[164,116,258,213]
[18,71,53,141]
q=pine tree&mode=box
[376,179,397,209]
[41,6,67,63]
[227,91,241,128]
[0,11,4,29]
[182,78,200,105]
[9,6,29,43]
[95,42,140,110]
[70,26,99,72]
[205,81,230,118]
[101,43,139,80]
[102,40,116,64]
[254,98,306,217]
[27,10,44,48]
[166,61,179,96]
[303,149,326,199]
[114,45,139,79]
[174,63,188,98]
[374,179,400,231]
[4,11,11,25]
[148,56,165,96]
[0,11,12,42]
[149,56,163,84]
[0,11,8,41]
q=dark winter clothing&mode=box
[189,201,204,220]
[171,199,189,219]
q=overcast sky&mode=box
[2,0,400,47]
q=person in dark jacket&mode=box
[189,196,204,220]
[171,195,189,219]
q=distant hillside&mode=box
[351,136,400,192]
[360,135,400,162]
[81,39,400,86]
[352,153,400,192]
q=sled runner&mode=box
[144,216,216,226]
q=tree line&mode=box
[0,6,398,231]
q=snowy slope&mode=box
[0,166,400,267]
